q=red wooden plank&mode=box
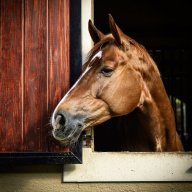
[48,0,70,151]
[0,0,23,151]
[23,0,47,151]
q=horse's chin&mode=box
[52,129,81,147]
[61,137,80,146]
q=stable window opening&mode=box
[92,0,192,152]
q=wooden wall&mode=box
[0,0,70,152]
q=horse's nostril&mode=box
[77,122,83,129]
[55,113,66,126]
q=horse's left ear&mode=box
[88,20,104,44]
[108,14,123,47]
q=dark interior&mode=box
[93,0,192,151]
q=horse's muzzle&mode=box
[52,111,85,145]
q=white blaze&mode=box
[51,50,103,126]
[91,50,102,61]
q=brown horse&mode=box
[51,15,184,152]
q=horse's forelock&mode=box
[88,36,114,60]
[82,36,114,71]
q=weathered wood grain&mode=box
[0,0,71,153]
[0,0,23,151]
[48,0,70,115]
[48,0,70,152]
[23,0,47,151]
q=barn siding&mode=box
[0,0,69,152]
[0,0,23,151]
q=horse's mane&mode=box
[83,34,160,80]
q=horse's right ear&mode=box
[108,14,123,47]
[88,20,104,44]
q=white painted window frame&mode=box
[63,0,192,182]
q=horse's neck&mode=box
[120,78,178,152]
[138,74,178,151]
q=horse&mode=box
[51,15,184,152]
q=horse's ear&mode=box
[108,14,123,46]
[88,20,104,44]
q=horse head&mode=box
[51,15,147,146]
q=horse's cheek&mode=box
[109,96,139,115]
[109,81,141,115]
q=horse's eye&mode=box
[100,67,113,77]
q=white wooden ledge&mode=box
[63,148,192,182]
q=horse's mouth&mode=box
[52,127,82,146]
